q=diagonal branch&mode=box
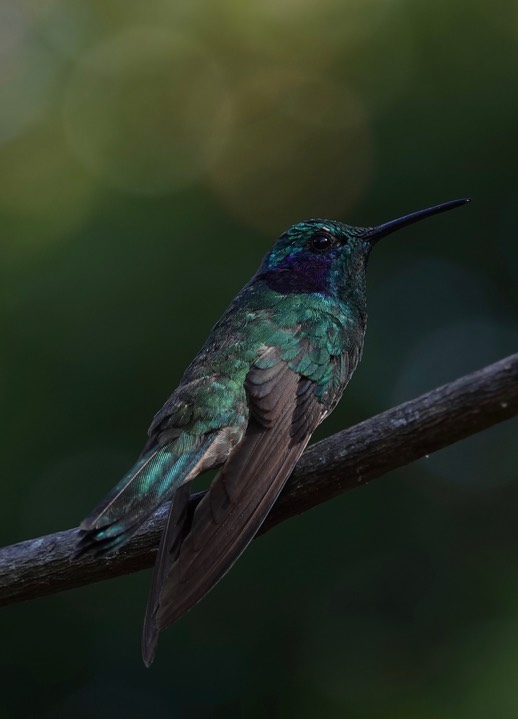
[1,353,517,608]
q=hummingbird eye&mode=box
[311,232,336,252]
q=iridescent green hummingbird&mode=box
[77,198,469,666]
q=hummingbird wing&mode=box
[141,345,326,666]
[76,377,247,557]
[76,434,220,556]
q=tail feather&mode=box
[143,361,324,661]
[76,433,218,557]
[141,483,194,667]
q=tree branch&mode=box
[1,353,517,608]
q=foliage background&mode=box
[1,1,518,716]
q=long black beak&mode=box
[362,198,470,244]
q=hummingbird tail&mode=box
[75,433,220,558]
[141,353,326,665]
[141,482,194,667]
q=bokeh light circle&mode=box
[63,28,229,195]
[205,71,373,233]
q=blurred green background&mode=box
[1,0,518,717]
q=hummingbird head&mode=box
[257,199,470,301]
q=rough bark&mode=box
[0,352,517,608]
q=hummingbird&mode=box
[77,198,469,666]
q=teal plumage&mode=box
[77,199,469,665]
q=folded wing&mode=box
[142,347,325,666]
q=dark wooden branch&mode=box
[1,353,517,608]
